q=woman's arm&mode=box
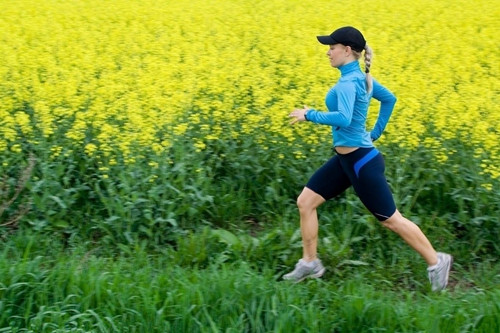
[305,82,356,127]
[370,78,397,141]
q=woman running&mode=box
[285,26,452,291]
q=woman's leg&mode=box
[283,155,351,281]
[296,187,326,262]
[382,210,438,266]
[295,154,351,262]
[345,149,452,290]
[383,210,452,291]
[344,149,439,266]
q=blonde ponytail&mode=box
[364,44,373,95]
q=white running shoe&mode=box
[427,252,453,291]
[283,259,325,282]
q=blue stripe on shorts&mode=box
[353,148,379,177]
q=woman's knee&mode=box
[296,192,309,211]
[381,209,404,231]
[297,187,325,212]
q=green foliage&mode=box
[1,125,499,331]
[1,118,498,254]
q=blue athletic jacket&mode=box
[306,60,397,147]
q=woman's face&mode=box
[326,44,349,68]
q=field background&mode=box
[0,0,499,332]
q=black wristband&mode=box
[304,110,309,121]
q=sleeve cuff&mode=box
[305,109,316,122]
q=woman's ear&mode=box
[344,45,352,56]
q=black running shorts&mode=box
[306,147,396,221]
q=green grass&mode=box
[0,232,499,332]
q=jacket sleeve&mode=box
[369,78,397,141]
[306,82,356,127]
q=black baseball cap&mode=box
[317,26,366,52]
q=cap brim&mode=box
[317,35,337,45]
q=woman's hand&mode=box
[289,105,310,125]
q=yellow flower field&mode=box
[0,0,499,178]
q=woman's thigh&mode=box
[347,153,396,221]
[305,155,352,201]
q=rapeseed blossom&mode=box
[0,0,498,181]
